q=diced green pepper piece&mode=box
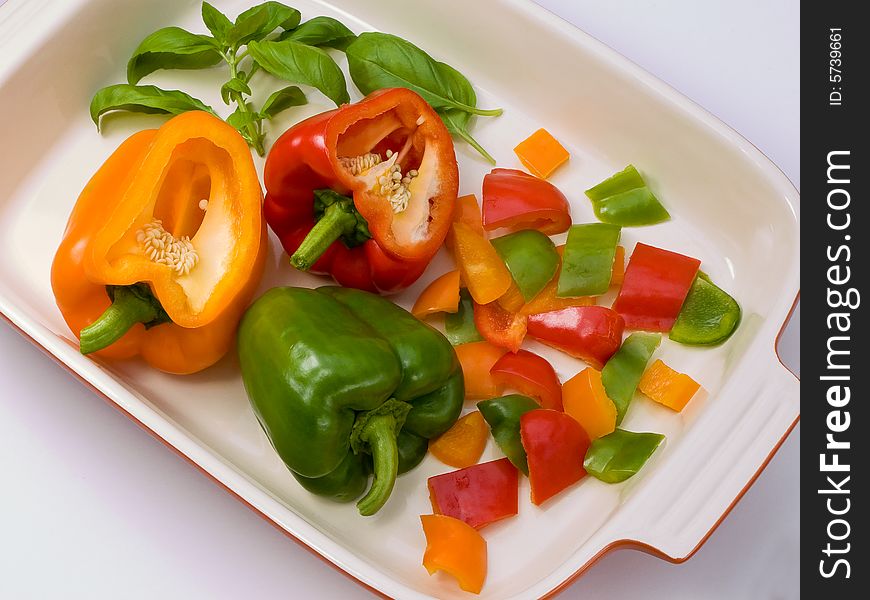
[445,288,483,345]
[585,165,670,226]
[584,429,665,483]
[491,230,559,301]
[477,394,539,475]
[601,333,661,425]
[670,273,741,345]
[557,223,621,297]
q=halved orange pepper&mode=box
[562,368,617,439]
[412,270,461,318]
[610,245,626,288]
[51,112,266,374]
[451,221,512,305]
[429,411,489,468]
[639,359,701,411]
[455,341,508,400]
[513,128,570,179]
[421,514,488,594]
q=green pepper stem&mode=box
[356,414,400,516]
[290,202,356,271]
[78,287,161,355]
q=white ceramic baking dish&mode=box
[0,0,799,597]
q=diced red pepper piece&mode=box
[482,168,571,235]
[490,350,563,411]
[613,243,701,331]
[520,409,591,505]
[428,458,519,529]
[527,306,624,369]
[473,300,527,353]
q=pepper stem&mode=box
[79,286,164,355]
[290,202,357,271]
[356,414,400,516]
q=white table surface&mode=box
[0,1,799,598]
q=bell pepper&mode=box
[562,368,617,440]
[491,230,559,301]
[639,359,702,412]
[526,306,625,369]
[601,333,661,425]
[428,458,519,528]
[263,88,459,294]
[670,273,741,345]
[477,395,539,475]
[513,128,570,179]
[490,350,562,411]
[421,514,488,594]
[453,193,486,235]
[584,429,665,483]
[557,224,621,297]
[455,341,507,400]
[51,112,266,374]
[473,300,527,353]
[412,270,461,318]
[585,165,670,226]
[237,286,463,515]
[519,245,596,316]
[520,409,591,505]
[452,221,513,304]
[613,242,701,331]
[445,288,484,345]
[610,245,626,287]
[482,168,572,234]
[429,411,489,468]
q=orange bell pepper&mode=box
[639,359,702,411]
[429,411,489,468]
[51,111,266,374]
[562,368,617,439]
[421,514,488,594]
[412,270,461,318]
[513,128,570,179]
[610,245,626,287]
[455,341,508,400]
[520,245,595,316]
[451,221,512,305]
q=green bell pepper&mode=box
[237,286,464,516]
[601,333,661,425]
[477,394,539,475]
[491,230,559,301]
[557,223,622,297]
[445,288,483,345]
[584,428,665,483]
[585,165,670,226]
[670,273,741,345]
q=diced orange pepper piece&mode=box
[497,281,526,313]
[429,411,489,468]
[610,245,625,288]
[451,222,513,305]
[520,245,595,316]
[562,368,617,439]
[455,341,507,400]
[421,514,487,594]
[513,129,569,179]
[639,359,701,412]
[412,270,461,318]
[454,194,485,234]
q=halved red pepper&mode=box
[490,350,563,410]
[264,88,459,294]
[482,168,571,235]
[473,300,527,353]
[520,409,591,505]
[428,458,519,529]
[613,243,701,331]
[527,306,624,369]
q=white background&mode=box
[0,0,799,598]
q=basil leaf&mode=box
[279,16,356,50]
[583,429,665,483]
[228,1,301,47]
[220,77,252,105]
[345,32,501,117]
[248,39,349,105]
[260,85,307,118]
[201,2,233,46]
[90,84,215,130]
[126,27,222,84]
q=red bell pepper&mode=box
[490,350,563,410]
[264,88,459,294]
[428,458,519,529]
[613,243,701,331]
[527,306,624,369]
[473,300,527,353]
[520,409,591,505]
[482,168,571,235]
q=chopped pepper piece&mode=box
[429,411,489,468]
[455,341,508,400]
[490,350,563,411]
[453,193,485,234]
[445,288,484,345]
[491,229,560,301]
[477,395,539,475]
[601,333,661,425]
[585,165,670,226]
[584,429,665,483]
[482,168,572,234]
[613,243,701,331]
[557,223,622,297]
[473,300,527,353]
[527,306,625,369]
[412,270,461,318]
[520,409,591,505]
[513,128,570,179]
[562,368,617,439]
[428,458,519,528]
[519,245,596,316]
[421,514,488,594]
[670,273,741,345]
[452,221,513,304]
[497,282,527,313]
[639,359,701,412]
[610,245,626,287]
